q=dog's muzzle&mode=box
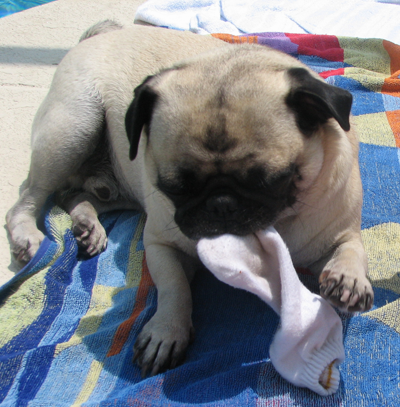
[158,167,297,240]
[206,193,239,220]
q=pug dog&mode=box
[6,21,373,377]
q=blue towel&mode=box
[1,33,400,406]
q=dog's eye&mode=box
[158,182,183,197]
[157,177,189,203]
[245,165,298,196]
[162,186,185,199]
[157,169,201,201]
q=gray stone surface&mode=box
[0,0,147,285]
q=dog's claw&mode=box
[366,293,373,310]
[319,270,374,312]
[321,279,337,297]
[15,248,28,264]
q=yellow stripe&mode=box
[367,301,400,334]
[362,223,400,332]
[353,113,396,147]
[49,205,73,254]
[0,206,71,346]
[339,37,391,76]
[362,222,400,294]
[0,272,47,346]
[55,213,146,355]
[344,67,386,93]
[126,214,146,288]
[55,284,118,355]
[71,359,104,406]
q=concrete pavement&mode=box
[0,0,147,285]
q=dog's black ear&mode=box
[286,67,352,134]
[125,75,159,160]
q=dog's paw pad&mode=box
[319,270,374,312]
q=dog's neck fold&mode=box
[197,227,345,396]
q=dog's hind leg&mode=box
[6,84,105,266]
[56,189,139,257]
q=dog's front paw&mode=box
[319,268,374,312]
[133,315,194,377]
[71,214,107,256]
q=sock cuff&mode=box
[270,334,345,396]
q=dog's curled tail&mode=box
[79,19,123,42]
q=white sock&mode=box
[197,227,345,396]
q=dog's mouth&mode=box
[157,166,298,240]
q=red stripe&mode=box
[286,33,344,62]
[319,68,345,79]
[107,254,154,357]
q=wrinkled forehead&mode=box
[157,61,292,103]
[150,69,303,174]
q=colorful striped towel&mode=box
[1,33,400,406]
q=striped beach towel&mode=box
[1,33,400,406]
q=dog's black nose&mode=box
[206,194,239,218]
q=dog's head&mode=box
[125,45,352,239]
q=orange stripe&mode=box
[385,110,400,148]
[212,33,258,44]
[381,75,400,97]
[381,41,400,147]
[383,40,400,76]
[212,33,235,43]
[107,254,154,357]
[381,40,400,96]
